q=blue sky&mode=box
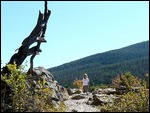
[1,1,149,70]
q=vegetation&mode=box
[1,62,149,112]
[99,84,108,89]
[89,85,98,92]
[73,79,83,90]
[1,63,27,112]
[112,72,141,90]
[143,73,149,88]
[101,84,149,112]
[48,41,149,87]
[1,62,66,112]
[100,73,149,112]
[1,40,149,112]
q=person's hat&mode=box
[84,73,87,76]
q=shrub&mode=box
[1,62,67,112]
[101,87,149,112]
[73,79,83,90]
[99,84,108,89]
[1,62,28,112]
[101,74,149,112]
[143,74,149,88]
[89,86,97,92]
[112,72,141,90]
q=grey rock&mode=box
[71,94,85,100]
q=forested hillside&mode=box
[48,41,149,87]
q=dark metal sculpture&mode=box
[2,1,51,75]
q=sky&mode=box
[1,1,149,71]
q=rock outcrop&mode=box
[64,88,120,112]
[2,66,133,112]
[27,66,69,102]
[1,66,68,112]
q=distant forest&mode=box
[48,41,149,88]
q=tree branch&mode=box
[2,1,51,75]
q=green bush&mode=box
[143,74,149,88]
[101,75,149,112]
[89,85,100,92]
[101,87,149,112]
[99,84,108,89]
[1,62,66,112]
[1,63,27,112]
[101,72,149,112]
[112,72,141,90]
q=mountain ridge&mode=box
[48,40,149,87]
[49,40,148,68]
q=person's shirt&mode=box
[83,78,89,86]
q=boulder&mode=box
[73,90,82,94]
[97,88,116,94]
[66,88,74,95]
[116,86,128,95]
[58,86,69,101]
[90,94,117,106]
[71,94,85,100]
[27,67,65,109]
[32,66,54,81]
